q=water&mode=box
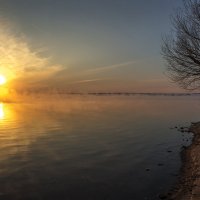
[0,95,199,200]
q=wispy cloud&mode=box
[0,21,62,88]
[69,78,109,85]
[86,61,136,74]
[55,61,136,87]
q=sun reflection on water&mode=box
[0,103,5,120]
[0,103,17,124]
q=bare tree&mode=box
[162,0,200,89]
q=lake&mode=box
[0,95,199,200]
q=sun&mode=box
[0,74,6,85]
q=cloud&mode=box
[69,78,110,85]
[51,60,137,88]
[0,21,62,89]
[86,61,136,74]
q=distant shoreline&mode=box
[167,122,200,200]
[6,91,200,96]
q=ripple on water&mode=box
[0,96,199,200]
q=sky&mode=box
[0,0,185,93]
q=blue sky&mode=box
[0,0,184,92]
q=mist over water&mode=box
[0,95,199,200]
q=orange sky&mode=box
[0,0,186,93]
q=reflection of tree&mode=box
[162,0,200,89]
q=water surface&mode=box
[0,95,199,200]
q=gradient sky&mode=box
[0,0,184,92]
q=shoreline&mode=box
[167,122,200,200]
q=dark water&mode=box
[0,95,199,200]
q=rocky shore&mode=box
[167,122,200,200]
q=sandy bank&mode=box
[168,122,200,200]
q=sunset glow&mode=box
[0,1,196,200]
[0,75,6,85]
[0,103,4,120]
